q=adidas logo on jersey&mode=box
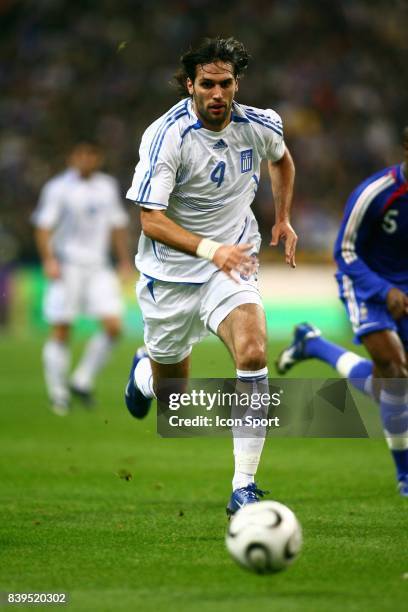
[213,139,228,150]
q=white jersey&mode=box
[32,168,128,267]
[127,98,285,283]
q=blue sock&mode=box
[380,389,408,481]
[391,450,408,482]
[304,337,346,368]
[304,336,374,397]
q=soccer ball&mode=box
[225,500,302,574]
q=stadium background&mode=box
[1,2,408,611]
[1,0,407,336]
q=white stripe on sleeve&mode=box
[341,174,395,264]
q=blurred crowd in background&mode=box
[1,0,407,265]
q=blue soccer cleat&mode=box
[124,347,153,419]
[276,322,321,375]
[397,475,408,498]
[226,483,269,517]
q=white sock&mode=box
[134,356,155,398]
[233,440,266,490]
[335,352,374,398]
[71,332,115,391]
[380,388,408,451]
[232,368,268,491]
[335,352,365,377]
[43,339,70,404]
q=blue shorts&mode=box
[337,274,408,350]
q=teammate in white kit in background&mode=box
[32,142,133,415]
[125,38,297,514]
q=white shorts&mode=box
[44,263,123,324]
[136,270,263,364]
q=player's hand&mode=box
[386,287,408,320]
[270,221,297,268]
[212,243,256,283]
[43,256,60,280]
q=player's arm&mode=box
[34,227,60,279]
[111,227,134,278]
[336,237,407,319]
[108,178,134,278]
[32,181,63,279]
[268,147,297,268]
[140,208,254,280]
[334,180,408,319]
[335,223,393,303]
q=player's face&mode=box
[187,62,238,131]
[69,146,104,178]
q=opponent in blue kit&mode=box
[124,37,297,514]
[278,128,408,497]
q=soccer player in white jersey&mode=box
[32,142,133,415]
[125,37,297,514]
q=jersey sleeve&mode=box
[31,181,63,229]
[126,122,180,210]
[263,109,285,162]
[334,179,394,302]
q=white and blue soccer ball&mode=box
[225,500,302,574]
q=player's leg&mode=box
[43,323,71,415]
[126,348,191,419]
[150,356,191,403]
[216,302,270,512]
[217,303,267,371]
[70,268,123,404]
[42,266,78,415]
[276,279,391,394]
[199,264,269,512]
[362,330,408,495]
[276,322,374,396]
[125,276,200,418]
[70,316,122,405]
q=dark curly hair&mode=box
[174,37,250,97]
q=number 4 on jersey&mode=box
[210,161,226,188]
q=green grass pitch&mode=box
[0,334,407,611]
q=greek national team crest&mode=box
[240,149,253,173]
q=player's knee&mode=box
[51,325,70,343]
[236,340,267,371]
